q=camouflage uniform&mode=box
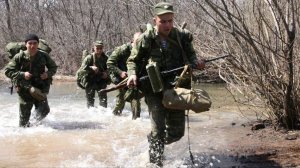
[5,50,57,127]
[107,43,141,119]
[127,23,198,166]
[78,52,109,108]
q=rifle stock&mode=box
[100,82,127,93]
[100,54,231,93]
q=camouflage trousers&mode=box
[145,92,185,166]
[18,88,50,127]
[112,88,141,120]
[85,87,107,108]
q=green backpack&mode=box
[82,49,89,61]
[38,39,52,54]
[5,39,52,59]
[5,39,52,95]
[5,42,27,59]
[76,49,90,89]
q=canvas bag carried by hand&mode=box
[162,65,212,113]
[162,87,211,113]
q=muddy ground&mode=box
[181,115,300,168]
[225,124,300,168]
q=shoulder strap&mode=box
[92,53,96,66]
[174,29,193,89]
[175,29,189,64]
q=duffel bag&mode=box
[162,87,212,113]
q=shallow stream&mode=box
[0,82,256,167]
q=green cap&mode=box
[154,2,174,16]
[93,41,103,46]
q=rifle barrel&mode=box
[205,54,231,63]
[101,54,231,93]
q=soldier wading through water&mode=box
[107,32,142,119]
[126,2,206,167]
[4,34,58,127]
[77,41,110,108]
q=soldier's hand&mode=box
[120,71,128,79]
[24,72,32,80]
[40,72,48,80]
[127,75,137,88]
[196,59,206,70]
[90,66,99,73]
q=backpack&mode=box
[5,42,27,59]
[76,69,87,89]
[77,50,91,89]
[82,49,89,61]
[38,39,52,54]
[5,39,52,59]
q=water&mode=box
[0,82,254,167]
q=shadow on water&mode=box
[43,121,105,130]
[182,152,281,168]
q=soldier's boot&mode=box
[19,103,31,127]
[112,100,124,116]
[112,108,122,116]
[148,134,164,167]
[34,100,50,122]
[99,100,107,108]
[87,99,95,108]
[99,92,107,108]
[19,118,31,127]
[86,89,95,108]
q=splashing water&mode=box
[0,82,252,167]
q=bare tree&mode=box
[192,0,299,129]
[1,0,298,129]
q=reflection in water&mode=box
[0,82,253,167]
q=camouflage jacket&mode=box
[77,52,109,87]
[127,25,198,90]
[4,50,58,93]
[107,43,132,83]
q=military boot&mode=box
[148,134,164,167]
[34,100,50,121]
[112,109,122,116]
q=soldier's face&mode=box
[94,45,103,55]
[26,40,39,55]
[154,13,174,37]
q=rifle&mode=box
[100,54,231,93]
[204,54,231,63]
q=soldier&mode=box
[107,32,142,119]
[77,41,110,108]
[4,34,58,127]
[126,2,205,166]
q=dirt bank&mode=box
[183,117,300,168]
